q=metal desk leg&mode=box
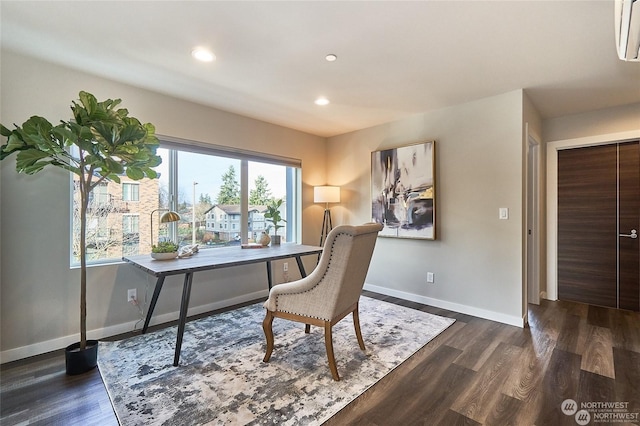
[266,261,273,290]
[295,255,308,278]
[142,276,166,334]
[173,272,194,366]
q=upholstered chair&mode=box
[262,223,383,381]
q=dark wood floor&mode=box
[2,291,639,425]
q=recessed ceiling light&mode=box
[315,97,330,106]
[325,54,337,62]
[191,47,215,62]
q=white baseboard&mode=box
[363,283,524,328]
[3,285,525,364]
[0,290,268,364]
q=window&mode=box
[122,214,140,256]
[122,214,139,233]
[122,183,139,201]
[71,138,301,265]
[88,182,109,205]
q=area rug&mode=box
[98,296,455,425]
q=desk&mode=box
[123,244,323,366]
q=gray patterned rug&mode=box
[98,296,455,425]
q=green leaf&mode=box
[126,167,144,180]
[115,144,139,155]
[119,123,145,143]
[144,168,158,179]
[147,155,162,168]
[21,116,53,139]
[3,133,28,153]
[104,157,124,175]
[0,124,12,137]
[51,127,77,145]
[15,149,52,174]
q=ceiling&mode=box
[2,1,639,138]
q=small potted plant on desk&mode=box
[151,241,179,260]
[264,198,286,245]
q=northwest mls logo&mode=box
[561,399,640,424]
[562,399,591,425]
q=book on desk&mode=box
[241,243,268,249]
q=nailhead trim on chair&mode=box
[274,232,348,321]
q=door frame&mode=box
[546,130,640,301]
[527,132,541,305]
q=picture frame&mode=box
[371,141,436,240]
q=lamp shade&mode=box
[314,186,340,204]
[160,211,181,223]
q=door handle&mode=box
[619,229,638,239]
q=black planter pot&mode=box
[65,340,99,375]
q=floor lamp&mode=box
[314,186,340,247]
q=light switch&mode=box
[499,208,509,220]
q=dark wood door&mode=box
[557,141,639,311]
[619,142,640,310]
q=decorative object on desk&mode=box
[0,91,160,375]
[98,296,455,425]
[314,185,340,246]
[264,198,286,245]
[259,231,271,246]
[371,140,436,240]
[151,241,178,260]
[241,243,268,249]
[149,208,181,247]
[178,244,199,258]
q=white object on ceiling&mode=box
[615,0,640,61]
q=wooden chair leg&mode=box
[305,324,311,333]
[352,304,366,351]
[262,310,275,362]
[324,322,340,381]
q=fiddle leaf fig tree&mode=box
[0,91,161,350]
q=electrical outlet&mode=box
[128,288,137,302]
[283,262,288,272]
[427,272,435,283]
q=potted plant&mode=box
[151,241,179,260]
[0,91,161,375]
[264,198,286,245]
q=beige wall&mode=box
[543,102,640,142]
[327,90,527,325]
[0,50,327,361]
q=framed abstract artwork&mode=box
[371,141,436,240]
